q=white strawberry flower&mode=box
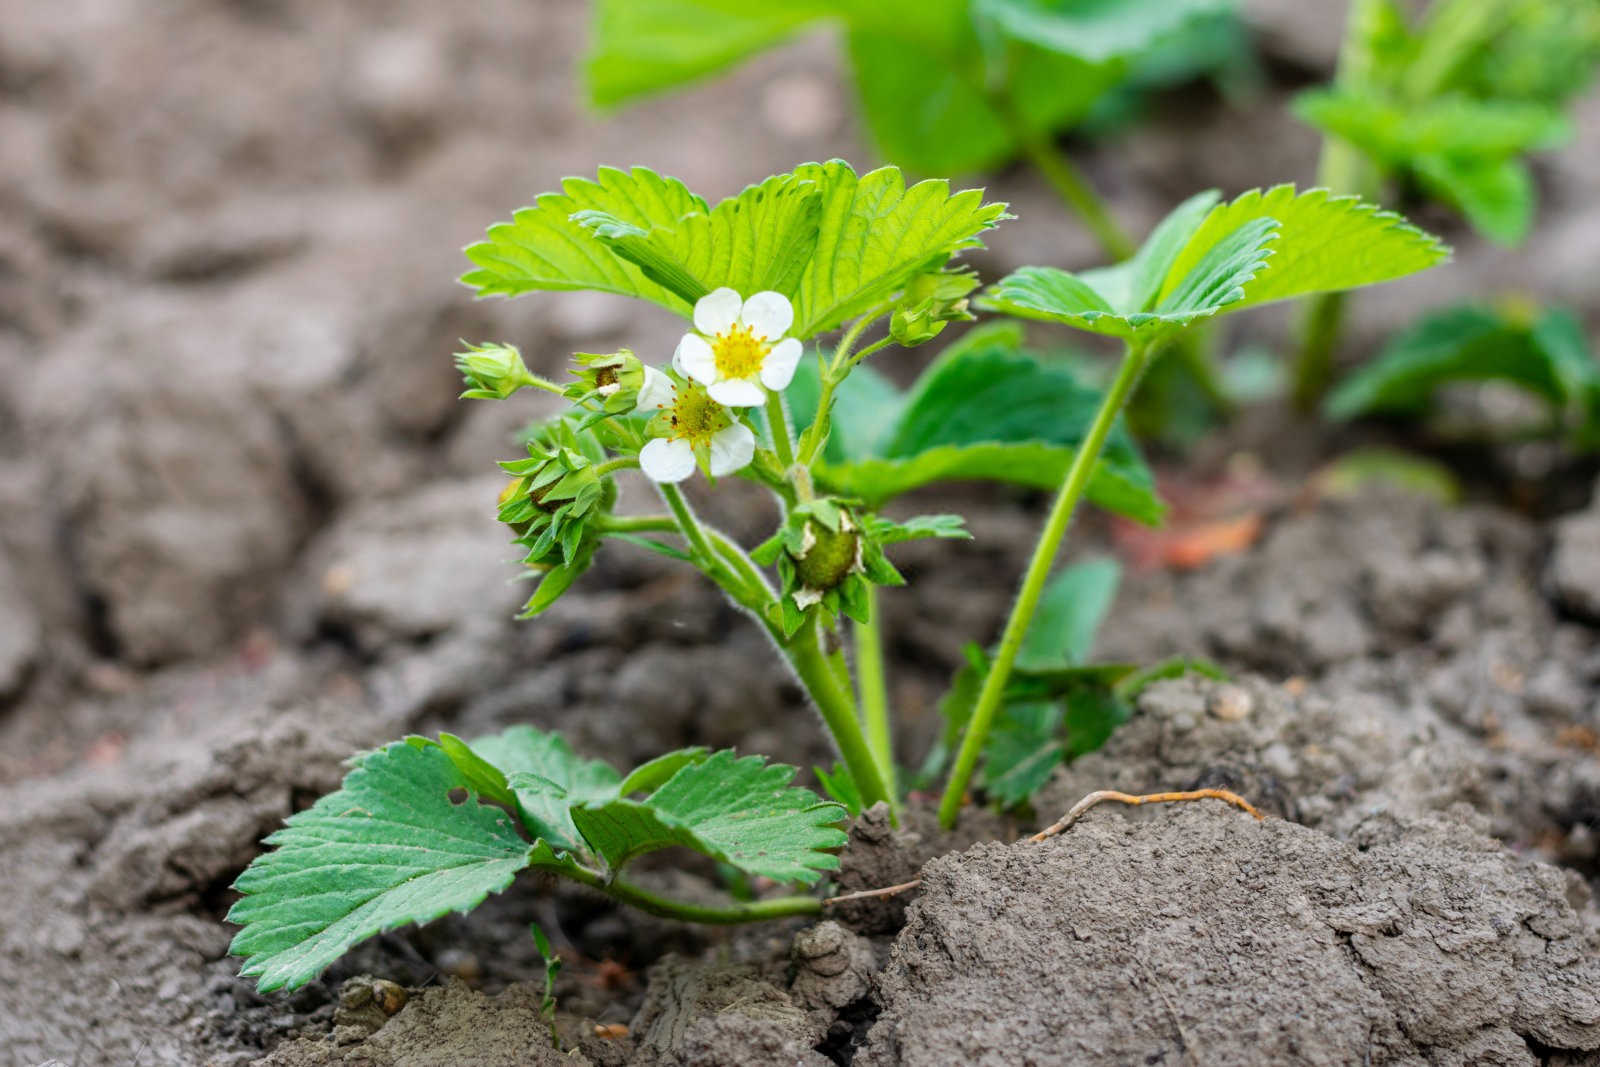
[672,287,803,407]
[636,366,756,484]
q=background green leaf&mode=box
[787,325,1163,520]
[228,742,540,992]
[1014,556,1121,672]
[974,0,1232,64]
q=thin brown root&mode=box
[822,788,1263,910]
[822,877,923,907]
[1028,788,1263,844]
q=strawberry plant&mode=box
[227,165,1445,993]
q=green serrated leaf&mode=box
[571,750,847,884]
[789,161,1009,338]
[1014,556,1121,673]
[618,748,711,796]
[227,741,542,992]
[579,172,825,303]
[1159,185,1449,312]
[460,167,705,312]
[472,726,622,854]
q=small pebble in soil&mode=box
[1208,683,1254,721]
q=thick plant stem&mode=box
[562,866,822,924]
[788,621,897,823]
[937,340,1153,829]
[854,585,894,790]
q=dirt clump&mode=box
[255,977,581,1067]
[858,804,1600,1067]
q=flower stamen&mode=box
[711,324,771,380]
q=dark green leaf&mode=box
[473,726,622,854]
[228,741,543,992]
[571,751,847,884]
[1014,556,1122,672]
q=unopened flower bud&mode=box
[891,270,979,347]
[456,342,538,400]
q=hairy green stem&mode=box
[598,514,678,534]
[800,307,890,466]
[938,339,1154,828]
[561,865,821,924]
[658,483,718,566]
[594,456,640,476]
[788,621,897,822]
[1290,289,1349,412]
[765,390,797,471]
[854,584,894,791]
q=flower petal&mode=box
[758,338,802,391]
[707,422,756,477]
[693,287,742,336]
[637,365,675,410]
[639,437,696,483]
[674,333,716,384]
[738,291,793,340]
[708,377,765,407]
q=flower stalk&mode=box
[937,337,1157,828]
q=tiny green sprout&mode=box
[529,922,561,1047]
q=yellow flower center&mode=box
[666,381,731,443]
[711,324,770,380]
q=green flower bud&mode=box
[496,420,613,567]
[566,350,647,415]
[891,270,979,347]
[456,342,540,400]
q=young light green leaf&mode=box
[1158,185,1449,311]
[577,172,824,304]
[228,741,544,992]
[789,161,1009,338]
[585,0,825,107]
[472,726,623,854]
[979,216,1278,341]
[1014,556,1122,673]
[570,750,847,885]
[974,0,1233,64]
[460,167,706,312]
